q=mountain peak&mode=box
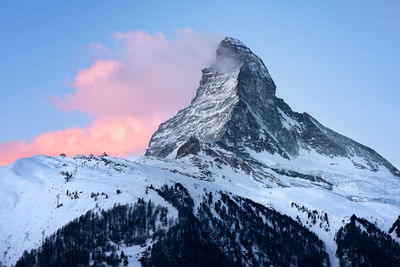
[216,37,261,63]
[145,37,278,158]
[213,37,274,85]
[219,36,246,47]
[145,37,399,178]
[216,37,252,66]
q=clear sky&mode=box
[0,1,399,167]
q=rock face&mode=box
[3,38,399,266]
[145,37,400,178]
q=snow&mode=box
[1,37,399,267]
[147,67,241,159]
[0,153,399,266]
[115,240,154,267]
[355,221,368,234]
[0,155,178,266]
[277,107,300,131]
[246,147,400,205]
[137,152,400,266]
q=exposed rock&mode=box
[176,136,201,159]
[146,37,400,178]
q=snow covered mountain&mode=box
[1,37,400,267]
[146,37,399,179]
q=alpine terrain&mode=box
[1,37,399,267]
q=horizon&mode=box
[1,1,399,168]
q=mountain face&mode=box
[1,37,400,267]
[146,37,400,178]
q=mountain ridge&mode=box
[1,37,400,267]
[146,37,399,178]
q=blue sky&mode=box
[0,1,399,167]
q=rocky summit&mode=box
[146,37,400,179]
[1,37,400,267]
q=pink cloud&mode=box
[0,29,222,165]
[0,116,155,165]
[55,29,221,119]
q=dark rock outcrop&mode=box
[176,136,201,159]
[145,37,399,178]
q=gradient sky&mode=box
[0,1,399,167]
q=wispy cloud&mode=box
[0,29,222,165]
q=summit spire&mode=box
[145,37,400,178]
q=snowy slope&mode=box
[146,37,400,178]
[1,154,399,266]
[0,155,178,266]
[139,151,400,266]
[1,37,399,266]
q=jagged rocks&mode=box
[176,136,201,159]
[145,37,399,178]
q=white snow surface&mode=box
[147,66,241,158]
[0,153,399,266]
[0,155,178,266]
